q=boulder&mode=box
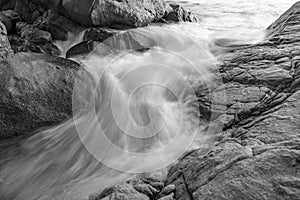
[0,21,13,59]
[90,0,168,27]
[0,52,91,139]
[33,9,83,41]
[164,4,199,23]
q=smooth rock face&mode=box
[90,0,168,27]
[0,52,88,139]
[97,2,300,200]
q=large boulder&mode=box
[0,52,91,139]
[90,0,168,27]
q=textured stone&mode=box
[0,52,90,139]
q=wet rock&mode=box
[163,2,300,200]
[95,2,300,200]
[164,4,199,23]
[0,21,13,59]
[90,0,168,27]
[29,29,52,44]
[33,9,83,41]
[67,30,155,58]
[0,52,90,139]
[0,12,12,32]
[83,27,119,42]
[1,10,20,33]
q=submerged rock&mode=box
[0,52,91,139]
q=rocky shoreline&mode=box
[0,0,300,200]
[88,2,300,200]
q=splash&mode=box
[54,30,86,58]
[0,25,224,200]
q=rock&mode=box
[66,30,155,58]
[158,193,174,200]
[1,10,20,33]
[33,9,83,41]
[94,2,300,200]
[163,2,300,200]
[12,23,60,55]
[90,0,168,27]
[83,27,119,42]
[158,184,176,198]
[0,52,91,139]
[14,0,47,23]
[0,0,15,10]
[0,12,12,32]
[89,184,150,200]
[164,4,199,23]
[0,21,13,59]
[61,0,94,26]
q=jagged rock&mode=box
[0,52,91,139]
[11,23,60,55]
[164,4,198,23]
[0,21,13,58]
[163,2,300,200]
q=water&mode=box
[0,1,297,199]
[168,0,298,44]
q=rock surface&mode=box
[164,4,198,23]
[0,21,13,58]
[90,0,168,27]
[0,52,89,139]
[95,2,300,200]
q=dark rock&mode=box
[29,29,52,44]
[33,9,83,41]
[164,4,199,23]
[0,52,91,139]
[0,12,11,32]
[90,0,168,27]
[0,21,13,59]
[61,0,94,26]
[83,27,119,42]
[1,10,20,33]
[0,0,15,10]
[67,30,156,58]
[14,0,46,23]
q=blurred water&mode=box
[168,0,298,44]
